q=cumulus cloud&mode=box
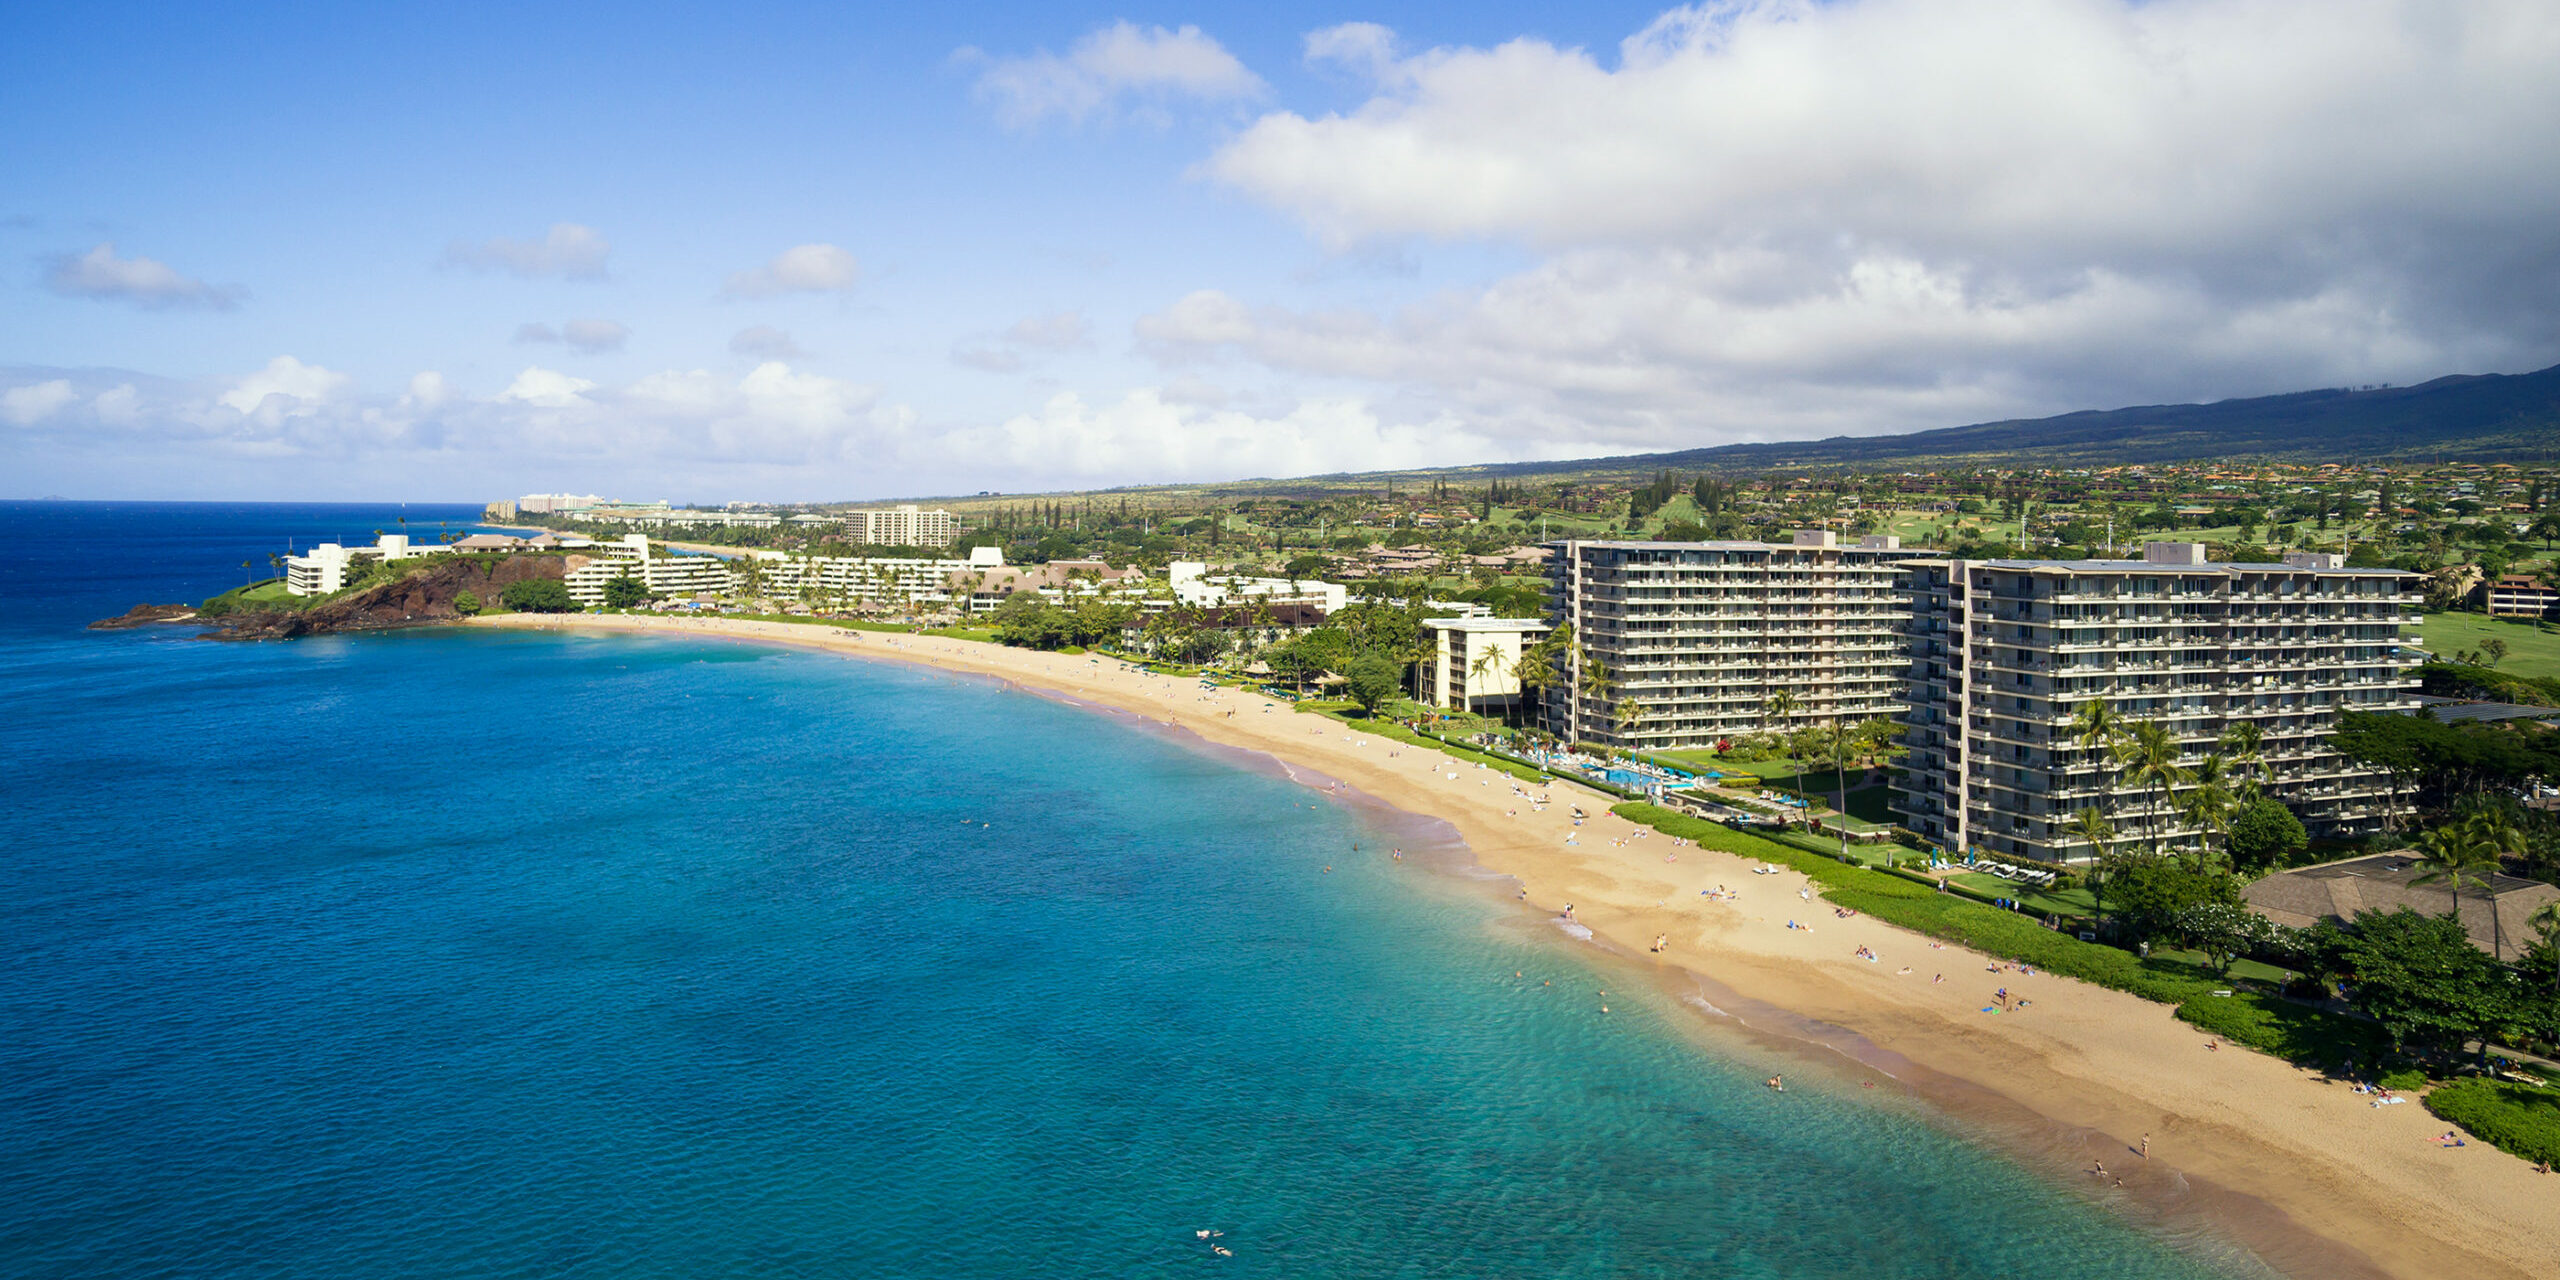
[2,379,78,425]
[722,244,860,298]
[968,21,1266,127]
[729,325,804,358]
[1173,0,2560,448]
[498,367,597,408]
[0,357,929,499]
[218,356,352,418]
[443,223,611,280]
[43,243,240,309]
[1304,22,1401,81]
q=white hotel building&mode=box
[562,535,739,605]
[841,504,957,547]
[1544,532,1932,750]
[284,534,446,595]
[1892,543,2424,862]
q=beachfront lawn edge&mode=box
[2423,1079,2560,1167]
[1608,802,2385,1074]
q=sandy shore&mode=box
[473,612,2556,1279]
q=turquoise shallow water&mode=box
[0,503,2272,1278]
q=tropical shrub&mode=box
[2425,1079,2560,1165]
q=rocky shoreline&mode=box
[91,555,570,640]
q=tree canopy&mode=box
[499,578,576,613]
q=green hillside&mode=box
[1455,362,2560,480]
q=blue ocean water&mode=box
[0,503,2272,1278]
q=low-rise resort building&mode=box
[1420,616,1554,717]
[562,535,741,606]
[284,534,446,595]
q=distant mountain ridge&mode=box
[1455,362,2560,480]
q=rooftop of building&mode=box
[1923,546,2418,577]
[1420,615,1553,632]
[2410,695,2560,726]
[1957,560,2418,577]
[2242,853,2560,960]
[1547,532,1937,555]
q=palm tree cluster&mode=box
[2066,700,2271,866]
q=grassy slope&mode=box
[2418,612,2560,680]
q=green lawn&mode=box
[1656,751,1808,779]
[2417,612,2560,680]
[1944,872,2096,917]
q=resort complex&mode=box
[1891,543,2425,862]
[1418,616,1553,717]
[560,535,744,606]
[1541,532,1932,751]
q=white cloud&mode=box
[2,380,78,425]
[729,325,804,359]
[497,367,597,408]
[43,243,239,309]
[722,243,861,298]
[1166,0,2560,450]
[1304,22,1400,81]
[948,388,1492,481]
[218,356,352,417]
[0,359,926,498]
[401,372,454,411]
[443,223,611,280]
[969,21,1266,127]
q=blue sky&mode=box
[6,0,2557,501]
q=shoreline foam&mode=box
[465,611,2557,1280]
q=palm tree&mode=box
[1470,645,1512,720]
[2112,720,2190,858]
[1763,688,1801,733]
[2529,901,2560,995]
[1574,651,1614,747]
[2071,805,2116,926]
[1612,696,1644,741]
[2072,696,2129,772]
[1515,629,1564,736]
[2216,721,2267,797]
[2414,824,2505,956]
[2178,754,2238,866]
[2070,804,2115,861]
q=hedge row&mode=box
[2425,1079,2560,1166]
[1611,801,2383,1070]
[1307,711,1553,784]
[2172,990,2385,1071]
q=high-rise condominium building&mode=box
[1892,543,2423,863]
[842,504,956,547]
[1544,532,1937,750]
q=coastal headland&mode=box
[474,611,2556,1280]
